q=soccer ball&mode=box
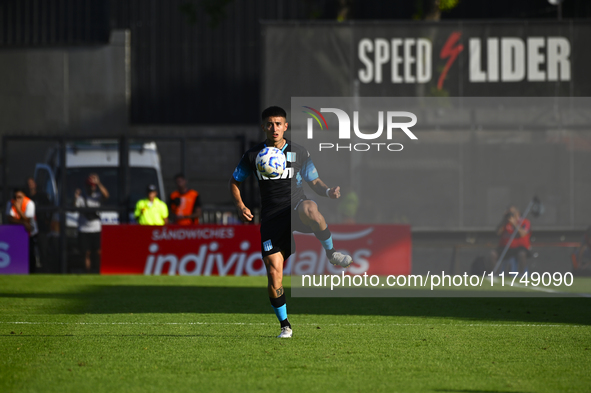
[256,147,286,178]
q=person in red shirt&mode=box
[573,226,591,275]
[491,206,532,275]
[169,174,202,225]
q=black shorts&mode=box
[260,200,314,258]
[79,231,101,253]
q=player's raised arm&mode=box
[300,152,340,199]
[308,178,341,199]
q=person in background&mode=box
[135,184,169,225]
[573,226,591,276]
[25,177,51,271]
[169,173,202,225]
[491,205,532,276]
[75,173,109,273]
[6,188,40,272]
[337,186,359,224]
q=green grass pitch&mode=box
[0,275,590,393]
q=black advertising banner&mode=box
[263,22,591,233]
[262,21,591,108]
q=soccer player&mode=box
[230,106,352,338]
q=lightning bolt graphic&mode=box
[438,31,464,90]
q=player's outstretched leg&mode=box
[264,252,292,338]
[297,201,352,268]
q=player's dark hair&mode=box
[261,106,287,121]
[12,187,25,197]
[174,173,185,181]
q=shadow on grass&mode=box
[435,390,532,393]
[0,285,589,326]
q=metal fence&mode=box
[1,135,250,273]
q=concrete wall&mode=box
[0,30,129,137]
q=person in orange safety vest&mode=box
[169,173,202,225]
[5,188,40,272]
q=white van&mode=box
[34,141,166,228]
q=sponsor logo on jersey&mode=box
[256,166,294,180]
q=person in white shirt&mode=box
[74,173,109,273]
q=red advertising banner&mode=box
[291,225,411,276]
[101,224,411,276]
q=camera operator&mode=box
[491,206,532,276]
[74,173,109,273]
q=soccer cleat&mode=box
[328,251,353,268]
[277,326,293,338]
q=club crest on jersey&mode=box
[257,167,294,180]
